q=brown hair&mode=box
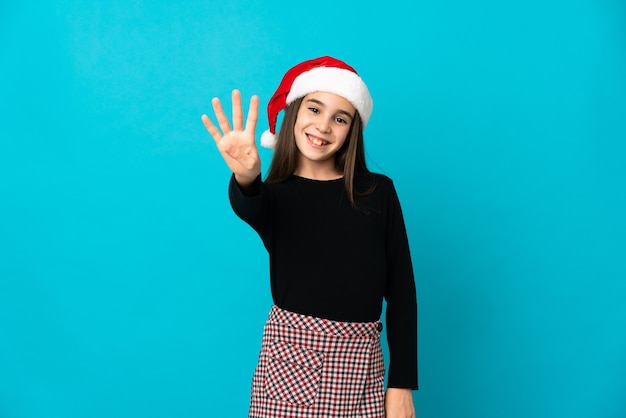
[264,97,375,207]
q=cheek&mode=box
[336,127,351,145]
[293,113,307,134]
[292,117,301,136]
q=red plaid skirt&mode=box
[248,306,385,418]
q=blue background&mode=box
[1,1,625,417]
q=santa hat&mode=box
[260,56,373,149]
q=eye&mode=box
[335,117,348,125]
[308,107,320,114]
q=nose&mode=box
[316,119,331,134]
[315,115,331,134]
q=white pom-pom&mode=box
[260,130,276,149]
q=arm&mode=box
[384,179,418,417]
[203,90,270,238]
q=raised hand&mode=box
[201,90,260,186]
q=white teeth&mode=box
[308,135,328,146]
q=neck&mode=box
[294,160,342,181]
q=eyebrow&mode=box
[306,98,355,119]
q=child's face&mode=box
[293,91,355,168]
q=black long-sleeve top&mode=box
[228,173,418,389]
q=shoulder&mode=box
[352,173,401,214]
[355,172,395,191]
[372,172,394,186]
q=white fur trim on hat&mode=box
[286,66,373,127]
[260,130,276,148]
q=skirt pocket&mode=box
[265,340,324,405]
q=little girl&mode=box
[202,56,417,418]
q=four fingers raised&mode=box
[201,90,259,141]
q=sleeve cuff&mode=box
[230,173,262,197]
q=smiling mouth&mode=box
[307,134,330,147]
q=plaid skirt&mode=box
[248,306,385,418]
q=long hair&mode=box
[264,97,375,207]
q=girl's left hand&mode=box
[385,388,415,418]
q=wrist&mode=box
[234,172,260,187]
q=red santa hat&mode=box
[260,56,374,149]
